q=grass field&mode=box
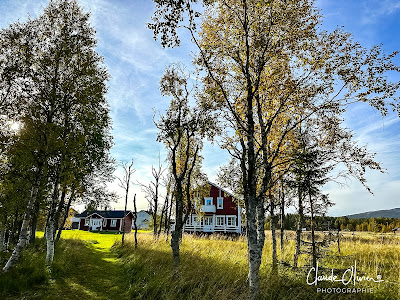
[0,230,399,299]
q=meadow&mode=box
[0,230,399,299]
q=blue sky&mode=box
[1,0,399,216]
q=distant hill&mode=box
[347,208,400,219]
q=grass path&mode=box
[31,231,129,300]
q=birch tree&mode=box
[1,0,112,270]
[137,159,165,237]
[155,65,212,269]
[132,194,138,249]
[118,160,135,247]
[149,1,400,298]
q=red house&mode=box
[74,210,133,233]
[184,182,242,234]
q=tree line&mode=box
[266,214,400,233]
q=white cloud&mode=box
[2,0,399,216]
[361,0,400,24]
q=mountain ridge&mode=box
[346,208,400,219]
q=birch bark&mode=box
[3,183,40,272]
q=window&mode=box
[216,216,224,226]
[227,216,235,227]
[111,219,117,227]
[186,217,191,225]
[205,197,213,206]
[103,219,107,227]
[193,216,199,225]
[84,218,90,226]
[217,197,223,209]
[204,216,213,226]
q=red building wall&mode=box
[79,215,132,232]
[101,219,121,231]
[79,218,88,230]
[122,215,132,233]
[208,184,238,215]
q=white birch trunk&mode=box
[247,200,261,300]
[248,235,262,300]
[2,184,38,272]
[45,217,55,266]
[0,229,5,252]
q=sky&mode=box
[0,0,399,217]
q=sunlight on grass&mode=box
[65,279,102,298]
[103,257,118,263]
[111,231,400,299]
[1,230,397,299]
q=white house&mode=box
[133,210,151,229]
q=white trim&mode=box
[217,197,223,209]
[86,212,103,218]
[238,206,242,233]
[111,219,117,227]
[207,181,234,197]
[84,218,90,226]
[216,215,224,226]
[204,216,213,226]
[204,197,213,206]
[99,216,130,219]
[226,215,236,227]
[213,215,216,228]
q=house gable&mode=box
[75,210,133,232]
[183,181,242,234]
[86,212,103,218]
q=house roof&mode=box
[75,210,133,218]
[207,181,234,197]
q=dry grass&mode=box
[115,231,400,299]
[2,230,400,299]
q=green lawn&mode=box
[0,230,149,300]
[39,231,126,300]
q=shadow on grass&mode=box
[1,233,390,300]
[114,235,382,300]
[0,238,130,300]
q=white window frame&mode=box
[193,216,199,225]
[186,217,191,225]
[111,219,117,227]
[204,216,213,226]
[84,218,90,226]
[217,197,223,209]
[227,216,236,227]
[204,197,213,206]
[216,216,224,226]
[103,219,107,227]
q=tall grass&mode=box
[0,238,48,298]
[0,231,128,299]
[1,230,399,299]
[115,231,400,299]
